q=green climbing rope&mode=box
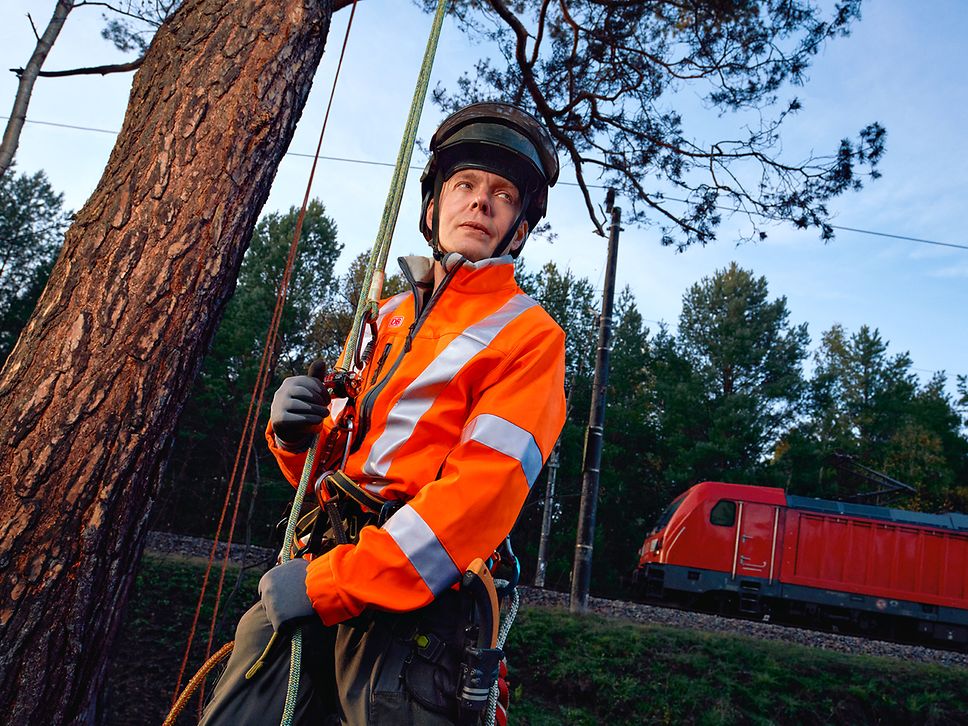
[278,2,449,724]
[339,0,450,372]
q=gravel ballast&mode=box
[145,532,967,669]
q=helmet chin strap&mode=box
[430,172,446,262]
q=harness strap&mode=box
[324,469,385,512]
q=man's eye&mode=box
[497,191,513,202]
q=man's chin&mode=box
[438,238,495,263]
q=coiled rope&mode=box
[163,642,235,726]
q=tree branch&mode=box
[11,57,144,79]
[27,13,42,42]
[485,0,605,234]
[0,0,74,178]
[530,0,552,67]
[73,1,166,27]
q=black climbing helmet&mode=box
[419,102,559,259]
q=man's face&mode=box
[426,168,529,262]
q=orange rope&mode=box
[170,0,360,709]
[164,641,234,726]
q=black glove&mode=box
[258,558,315,633]
[270,375,331,448]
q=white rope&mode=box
[485,587,520,726]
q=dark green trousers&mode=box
[199,595,464,725]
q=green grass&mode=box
[104,554,263,726]
[505,608,968,725]
[104,556,968,725]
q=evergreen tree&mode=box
[670,263,809,483]
[0,167,71,364]
[594,288,663,594]
[810,324,917,458]
[513,261,598,589]
[776,325,967,511]
[0,3,334,716]
[517,260,597,379]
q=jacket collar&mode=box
[397,254,518,296]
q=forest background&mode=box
[4,173,966,598]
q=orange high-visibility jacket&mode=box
[266,255,566,625]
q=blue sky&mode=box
[2,1,966,393]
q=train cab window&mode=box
[651,494,686,533]
[710,500,737,527]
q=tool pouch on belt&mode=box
[400,573,505,724]
[402,633,503,724]
[456,646,504,723]
[393,588,463,717]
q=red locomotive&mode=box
[633,481,968,649]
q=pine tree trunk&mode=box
[0,0,333,721]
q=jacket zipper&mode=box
[353,259,465,448]
[369,343,393,387]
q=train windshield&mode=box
[651,494,686,533]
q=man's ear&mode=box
[424,199,435,234]
[508,220,529,254]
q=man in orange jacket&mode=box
[201,103,566,725]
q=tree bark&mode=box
[0,0,333,721]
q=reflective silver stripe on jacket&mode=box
[383,504,460,594]
[461,413,544,488]
[363,294,538,478]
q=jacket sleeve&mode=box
[303,318,566,625]
[265,402,344,488]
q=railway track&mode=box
[517,586,968,669]
[145,532,968,670]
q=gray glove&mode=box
[270,375,331,448]
[258,558,315,633]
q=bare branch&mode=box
[0,0,74,178]
[27,13,42,42]
[485,0,606,235]
[73,1,169,27]
[530,0,552,68]
[10,57,144,79]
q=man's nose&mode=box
[471,194,490,214]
